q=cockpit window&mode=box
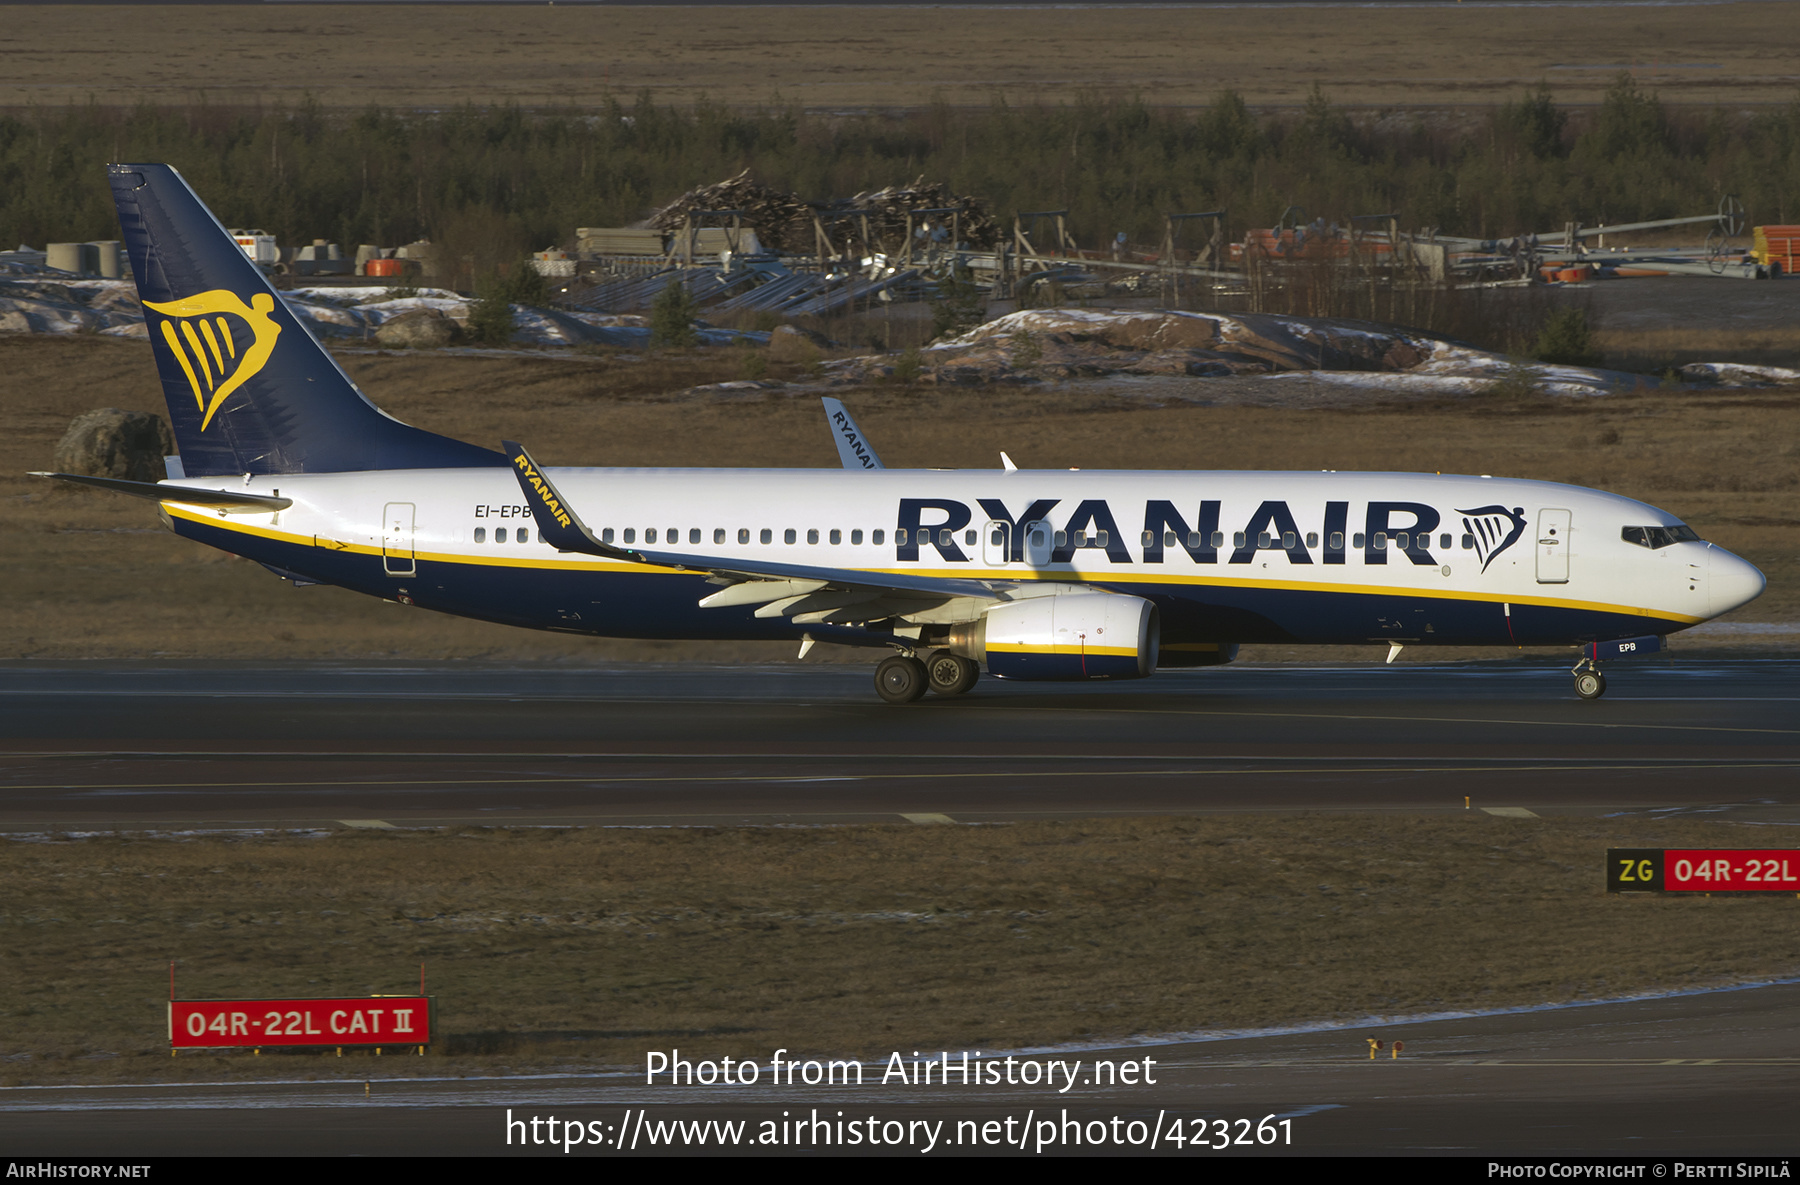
[1622,524,1702,549]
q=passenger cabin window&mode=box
[738,528,750,544]
[1054,531,1067,548]
[897,529,909,546]
[1233,532,1246,549]
[1461,534,1474,549]
[1394,532,1408,550]
[807,529,820,545]
[518,528,529,544]
[473,527,486,543]
[784,528,797,544]
[714,528,726,544]
[1305,532,1318,548]
[1352,533,1366,549]
[872,530,884,545]
[760,529,772,544]
[1211,531,1225,549]
[964,529,977,546]
[690,528,702,544]
[1257,532,1271,549]
[1622,524,1701,549]
[495,527,508,543]
[1330,532,1344,550]
[830,529,841,545]
[601,528,615,544]
[622,528,636,544]
[1281,531,1296,549]
[1439,533,1453,550]
[852,529,864,545]
[644,528,657,544]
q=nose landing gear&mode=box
[1572,658,1608,700]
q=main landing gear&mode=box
[1572,658,1608,700]
[875,651,980,704]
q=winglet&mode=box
[1001,451,1018,472]
[502,441,638,561]
[821,397,883,470]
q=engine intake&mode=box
[953,592,1159,681]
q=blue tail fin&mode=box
[110,163,502,476]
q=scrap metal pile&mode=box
[647,170,999,255]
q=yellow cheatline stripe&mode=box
[987,642,1140,657]
[160,506,1703,625]
[197,317,226,374]
[178,320,214,388]
[159,321,206,411]
[216,316,236,359]
[877,563,1705,624]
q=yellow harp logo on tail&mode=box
[142,290,282,430]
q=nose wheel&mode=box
[1572,660,1607,700]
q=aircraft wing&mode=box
[504,441,1010,625]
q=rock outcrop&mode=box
[373,308,460,348]
[52,409,175,482]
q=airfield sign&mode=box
[1607,849,1800,894]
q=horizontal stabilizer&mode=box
[30,471,292,510]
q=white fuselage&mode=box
[157,467,1764,650]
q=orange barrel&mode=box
[366,258,404,278]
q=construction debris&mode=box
[645,170,999,258]
[646,170,820,255]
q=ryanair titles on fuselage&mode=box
[887,495,1519,568]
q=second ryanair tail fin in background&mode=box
[109,163,502,476]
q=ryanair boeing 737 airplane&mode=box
[36,164,1767,702]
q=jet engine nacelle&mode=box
[954,592,1159,681]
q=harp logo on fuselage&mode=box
[142,290,282,430]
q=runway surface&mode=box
[4,981,1798,1155]
[4,659,1799,1156]
[1,659,1797,830]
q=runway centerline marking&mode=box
[13,761,1800,793]
[990,705,1800,737]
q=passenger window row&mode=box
[593,527,890,547]
[472,524,1493,556]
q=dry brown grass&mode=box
[1595,326,1800,375]
[2,334,1795,662]
[3,3,1799,111]
[3,815,1797,1085]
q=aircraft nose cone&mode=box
[1708,546,1767,618]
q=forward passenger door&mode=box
[1536,508,1570,584]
